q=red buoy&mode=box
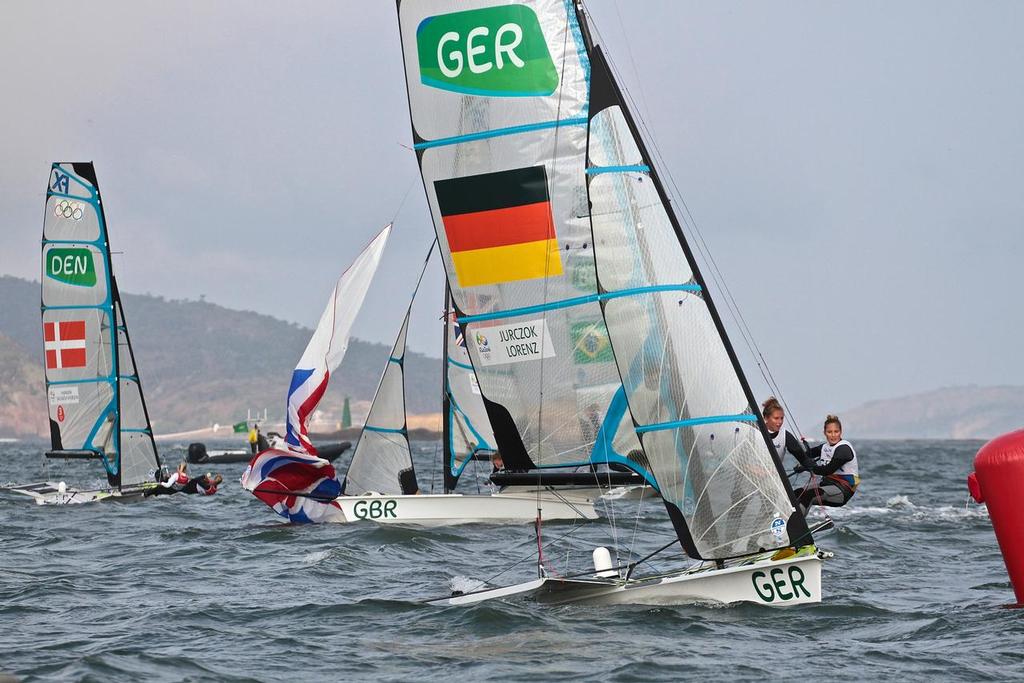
[968,429,1024,606]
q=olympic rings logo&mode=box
[54,199,84,221]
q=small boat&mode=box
[4,162,165,505]
[186,436,351,464]
[395,0,826,606]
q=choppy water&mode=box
[1,439,1021,681]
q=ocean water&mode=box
[1,439,1021,681]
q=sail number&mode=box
[751,566,811,602]
[353,499,398,520]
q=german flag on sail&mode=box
[434,166,563,288]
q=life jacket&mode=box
[168,471,188,490]
[816,439,859,491]
[768,427,788,459]
[200,482,218,496]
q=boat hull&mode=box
[3,481,150,505]
[430,554,823,607]
[331,491,597,525]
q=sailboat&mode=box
[5,162,164,505]
[242,236,596,524]
[396,0,827,606]
[328,246,596,524]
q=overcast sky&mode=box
[2,1,1022,429]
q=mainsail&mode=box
[42,162,162,489]
[242,225,391,523]
[341,244,434,496]
[397,0,809,559]
[398,0,642,480]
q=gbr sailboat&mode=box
[6,162,164,505]
[397,0,827,606]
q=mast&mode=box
[441,283,454,493]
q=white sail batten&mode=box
[41,162,162,489]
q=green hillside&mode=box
[0,275,441,435]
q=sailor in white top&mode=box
[793,415,860,514]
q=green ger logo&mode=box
[417,5,558,97]
[46,248,96,287]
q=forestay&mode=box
[342,244,435,496]
[41,162,162,488]
[398,0,642,475]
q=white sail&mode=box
[284,224,391,454]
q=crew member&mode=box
[761,396,808,466]
[248,423,258,454]
[182,473,223,496]
[145,462,190,497]
[793,414,859,514]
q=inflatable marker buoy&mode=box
[968,429,1024,606]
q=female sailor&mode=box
[762,397,808,466]
[793,414,859,514]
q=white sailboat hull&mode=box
[331,491,597,525]
[430,554,823,607]
[3,481,150,506]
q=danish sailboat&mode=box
[6,162,164,505]
[397,0,826,606]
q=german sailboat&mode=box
[397,0,825,606]
[7,162,164,505]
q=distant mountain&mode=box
[841,385,1024,439]
[0,275,441,436]
[0,332,48,438]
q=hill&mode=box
[0,275,441,436]
[841,385,1024,439]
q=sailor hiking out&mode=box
[793,414,859,514]
[762,396,808,466]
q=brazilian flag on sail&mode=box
[572,320,614,364]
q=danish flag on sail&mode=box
[242,224,390,523]
[44,320,87,369]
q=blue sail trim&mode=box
[587,385,660,491]
[447,389,493,479]
[47,192,97,205]
[414,116,589,150]
[586,165,651,175]
[635,414,758,434]
[457,284,702,324]
[564,0,591,111]
[121,428,152,434]
[47,377,114,387]
[363,425,407,435]
[43,304,109,311]
[83,400,118,476]
[388,356,402,365]
[447,356,473,371]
